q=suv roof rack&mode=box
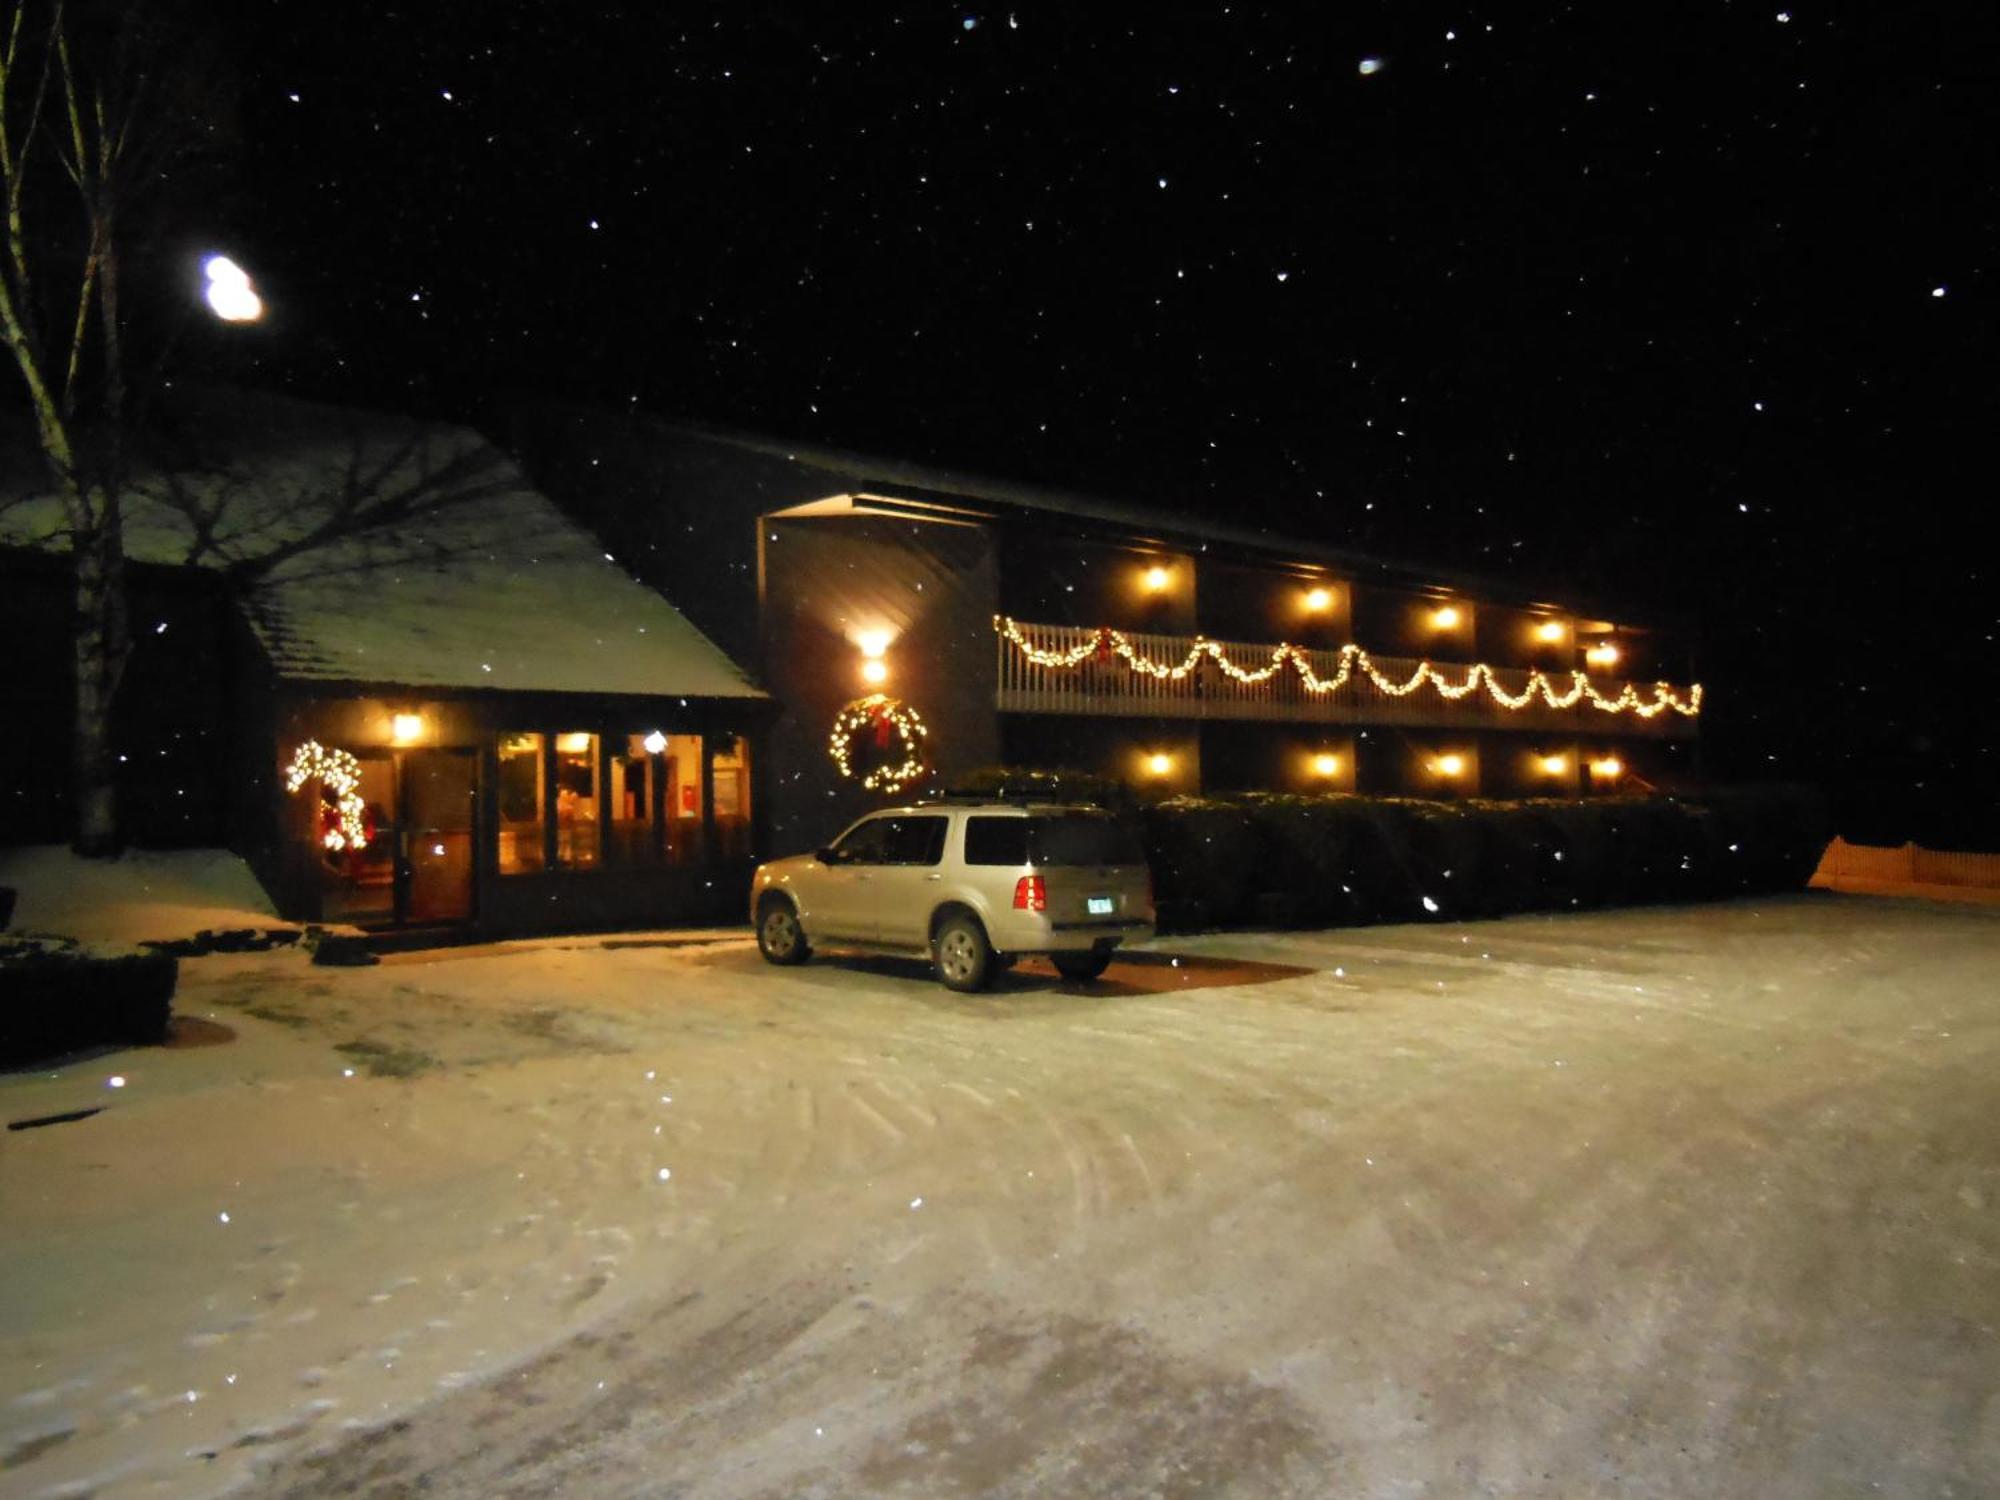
[936,783,1076,803]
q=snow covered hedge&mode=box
[1138,786,1828,932]
[0,939,179,1067]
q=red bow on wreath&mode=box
[1094,630,1113,664]
[873,705,895,748]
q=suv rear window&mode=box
[964,814,1144,867]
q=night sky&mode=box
[189,4,1995,839]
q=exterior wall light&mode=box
[1146,752,1173,776]
[1539,753,1569,775]
[1303,586,1334,613]
[1143,565,1172,593]
[1536,620,1567,643]
[1433,753,1466,778]
[1311,752,1340,777]
[642,730,668,755]
[856,627,893,686]
[1586,642,1620,668]
[390,712,425,745]
[1430,605,1462,630]
[1590,756,1625,780]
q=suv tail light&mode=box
[1013,874,1046,911]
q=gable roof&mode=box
[0,391,763,701]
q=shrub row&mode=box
[1134,786,1828,933]
[0,938,179,1067]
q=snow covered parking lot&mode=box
[4,894,1997,1498]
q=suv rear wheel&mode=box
[932,912,993,992]
[756,898,810,966]
[1052,951,1112,982]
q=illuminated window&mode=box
[609,735,655,865]
[554,732,599,868]
[710,736,753,860]
[497,733,546,873]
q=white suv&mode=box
[749,800,1155,991]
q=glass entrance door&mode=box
[399,749,476,924]
[316,749,475,927]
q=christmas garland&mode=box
[828,694,929,794]
[995,616,1701,719]
[284,740,370,851]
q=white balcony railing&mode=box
[993,619,1700,738]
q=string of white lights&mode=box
[994,616,1702,718]
[283,740,370,850]
[828,694,931,793]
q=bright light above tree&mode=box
[202,255,263,322]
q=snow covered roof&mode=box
[0,391,763,701]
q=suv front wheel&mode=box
[756,898,811,966]
[932,912,993,993]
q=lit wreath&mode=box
[828,694,929,794]
[284,740,370,851]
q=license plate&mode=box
[1087,895,1115,915]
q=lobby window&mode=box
[611,731,706,865]
[711,735,752,860]
[554,732,599,868]
[497,733,546,874]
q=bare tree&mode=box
[0,0,225,854]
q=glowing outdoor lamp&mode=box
[1586,641,1620,668]
[1590,755,1625,780]
[1539,753,1569,776]
[1142,565,1172,593]
[855,627,893,686]
[1536,620,1567,643]
[202,254,263,323]
[1146,752,1173,777]
[1433,753,1467,778]
[1430,604,1462,630]
[1311,752,1341,777]
[1303,585,1334,613]
[642,730,668,755]
[390,712,425,745]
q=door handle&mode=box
[926,873,942,881]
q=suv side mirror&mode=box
[815,846,839,865]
